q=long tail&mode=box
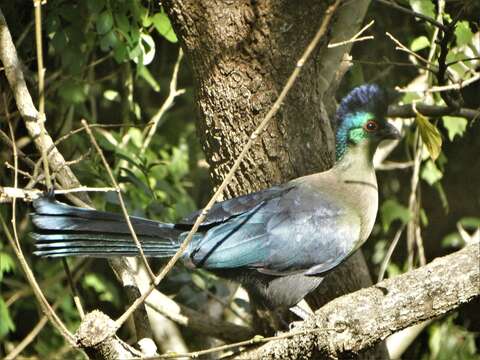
[31,197,184,258]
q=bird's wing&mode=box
[187,182,362,276]
[177,185,295,227]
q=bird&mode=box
[31,84,400,314]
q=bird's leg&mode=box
[288,299,314,330]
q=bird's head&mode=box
[335,84,400,161]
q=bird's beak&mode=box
[381,122,401,140]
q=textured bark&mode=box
[236,244,480,359]
[75,311,138,359]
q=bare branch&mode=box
[236,244,479,359]
[327,20,374,48]
[33,0,51,188]
[75,310,141,359]
[388,103,480,120]
[0,186,116,203]
[373,0,448,31]
[141,48,185,154]
[0,7,89,206]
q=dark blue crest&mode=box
[336,84,389,126]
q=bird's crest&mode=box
[335,84,390,161]
[336,84,389,128]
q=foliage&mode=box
[425,316,478,360]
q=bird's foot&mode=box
[289,300,314,320]
[288,320,305,331]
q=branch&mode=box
[75,310,142,359]
[0,186,116,203]
[141,48,185,154]
[236,244,479,359]
[388,103,480,120]
[0,8,88,206]
[373,0,448,31]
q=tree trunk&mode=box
[164,0,388,357]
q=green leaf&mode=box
[410,36,430,51]
[87,0,105,14]
[96,10,114,35]
[59,80,87,104]
[0,252,15,282]
[83,274,117,304]
[115,13,130,34]
[113,43,129,63]
[408,0,435,20]
[381,199,411,232]
[455,21,474,47]
[416,114,442,160]
[151,13,178,43]
[421,160,443,185]
[103,89,119,101]
[442,232,463,248]
[119,167,153,196]
[99,31,119,51]
[137,64,160,92]
[442,116,468,141]
[428,316,478,360]
[0,297,15,338]
[459,217,480,229]
[51,31,68,52]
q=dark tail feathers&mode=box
[31,197,183,258]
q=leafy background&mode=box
[0,0,479,358]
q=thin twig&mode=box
[373,0,448,31]
[406,127,423,270]
[64,148,92,166]
[386,31,431,66]
[446,56,480,67]
[145,327,337,359]
[4,162,35,180]
[62,259,85,319]
[141,48,185,154]
[34,0,51,188]
[81,119,156,281]
[328,20,374,48]
[0,8,89,206]
[4,301,61,360]
[34,0,44,114]
[115,0,343,330]
[388,103,480,120]
[1,119,76,345]
[351,58,435,73]
[0,129,37,169]
[378,225,405,282]
[427,73,480,92]
[0,186,116,203]
[5,258,89,308]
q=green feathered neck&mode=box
[335,111,373,161]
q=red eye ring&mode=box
[364,120,378,132]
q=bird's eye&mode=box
[364,120,378,132]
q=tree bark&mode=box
[164,0,372,195]
[163,1,390,356]
[236,243,480,359]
